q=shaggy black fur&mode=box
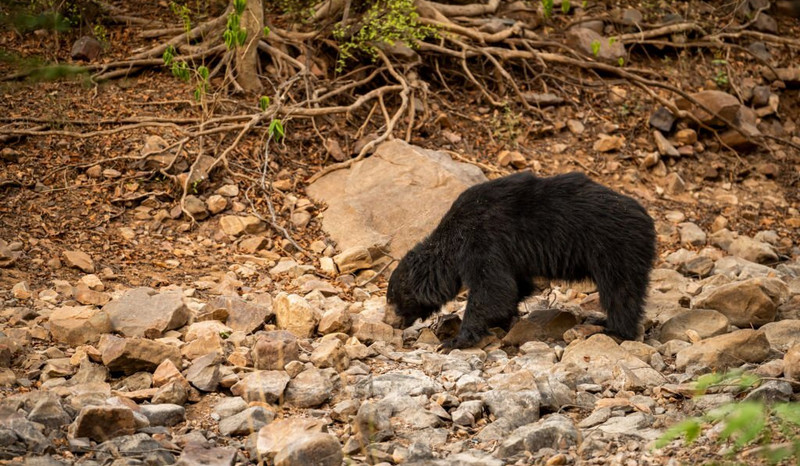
[387,171,656,349]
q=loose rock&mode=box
[218,406,275,436]
[49,306,112,346]
[693,278,780,327]
[676,329,770,371]
[659,309,730,342]
[273,293,318,338]
[101,336,182,374]
[231,371,290,403]
[256,418,326,459]
[62,250,95,273]
[103,287,190,338]
[70,405,137,442]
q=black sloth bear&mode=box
[387,171,656,350]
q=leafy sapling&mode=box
[268,119,285,141]
[590,39,601,57]
[655,371,800,464]
[542,0,554,19]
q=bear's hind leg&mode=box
[596,274,647,341]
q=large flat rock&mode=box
[307,140,487,257]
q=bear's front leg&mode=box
[441,275,518,350]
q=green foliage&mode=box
[590,39,601,57]
[333,0,437,71]
[30,64,88,81]
[581,0,588,7]
[223,9,248,49]
[491,105,522,145]
[617,56,625,66]
[268,119,285,141]
[3,0,105,33]
[163,4,213,102]
[715,402,766,448]
[268,0,317,20]
[93,24,108,46]
[263,25,270,37]
[655,418,703,448]
[170,1,192,33]
[170,60,191,82]
[193,65,210,101]
[711,58,729,88]
[693,369,759,395]
[656,372,800,464]
[162,45,176,66]
[0,50,87,82]
[233,0,247,15]
[561,0,571,14]
[259,96,271,111]
[542,0,554,19]
[5,10,71,33]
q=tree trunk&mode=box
[234,0,264,92]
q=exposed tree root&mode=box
[3,0,799,238]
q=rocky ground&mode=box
[2,1,800,465]
[0,133,799,465]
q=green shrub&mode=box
[656,371,800,464]
[333,0,436,70]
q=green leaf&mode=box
[654,418,703,449]
[738,373,760,390]
[268,119,285,140]
[590,40,601,57]
[764,445,794,465]
[162,45,175,66]
[223,30,233,49]
[774,403,800,426]
[237,29,247,46]
[617,56,624,66]
[234,0,247,15]
[263,26,271,37]
[706,403,739,422]
[683,419,702,444]
[561,0,570,14]
[718,402,766,448]
[694,372,726,394]
[259,96,271,111]
[197,65,209,81]
[542,0,554,19]
[171,61,190,82]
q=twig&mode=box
[443,150,502,174]
[0,122,186,138]
[306,49,410,183]
[419,0,501,18]
[615,22,708,43]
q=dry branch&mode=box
[0,122,186,139]
[130,12,230,61]
[418,0,501,18]
[306,50,410,184]
[615,22,708,43]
